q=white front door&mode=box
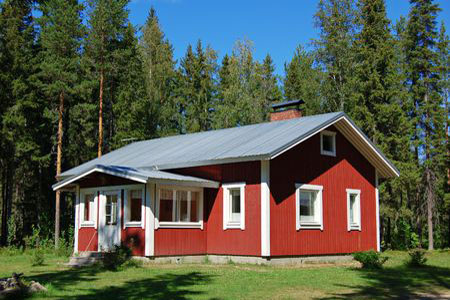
[99,191,121,251]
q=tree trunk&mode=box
[1,167,7,246]
[55,91,64,249]
[427,169,434,250]
[98,69,104,158]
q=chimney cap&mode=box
[271,99,305,110]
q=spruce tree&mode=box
[140,7,178,136]
[259,54,282,120]
[179,40,217,133]
[284,46,323,115]
[405,0,446,250]
[37,0,84,247]
[313,0,358,112]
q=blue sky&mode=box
[130,0,449,76]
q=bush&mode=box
[102,245,132,270]
[353,250,388,269]
[407,248,427,267]
[31,248,45,266]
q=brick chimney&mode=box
[270,100,304,121]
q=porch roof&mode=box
[52,164,220,191]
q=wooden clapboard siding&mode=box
[270,125,377,256]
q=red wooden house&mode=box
[53,102,399,262]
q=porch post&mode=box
[145,181,155,256]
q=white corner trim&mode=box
[74,185,80,254]
[375,171,380,252]
[346,188,361,232]
[145,182,155,256]
[222,182,246,230]
[295,183,324,231]
[320,130,337,157]
[261,160,270,257]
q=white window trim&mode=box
[320,130,336,157]
[346,188,361,231]
[155,185,204,229]
[295,183,323,230]
[222,182,246,230]
[79,190,98,228]
[123,184,146,229]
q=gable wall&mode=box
[270,125,377,256]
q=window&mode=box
[347,189,361,231]
[320,130,336,156]
[80,192,96,227]
[295,184,323,230]
[222,183,245,230]
[105,194,118,225]
[124,187,144,228]
[156,186,203,229]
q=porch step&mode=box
[66,252,103,268]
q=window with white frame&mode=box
[295,184,323,230]
[156,186,203,228]
[222,183,245,230]
[124,187,145,228]
[80,192,96,226]
[320,130,336,156]
[347,189,361,231]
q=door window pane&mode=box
[84,194,95,222]
[106,195,118,225]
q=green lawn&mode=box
[0,250,449,299]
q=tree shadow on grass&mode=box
[23,266,216,300]
[317,265,450,299]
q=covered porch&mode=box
[52,164,219,256]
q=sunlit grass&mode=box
[0,250,448,299]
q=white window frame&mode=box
[123,184,145,229]
[320,130,336,157]
[155,185,204,229]
[346,189,361,231]
[222,182,246,230]
[295,183,323,230]
[79,190,97,228]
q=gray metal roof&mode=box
[59,112,399,180]
[53,164,220,190]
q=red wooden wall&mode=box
[270,125,377,256]
[155,161,261,256]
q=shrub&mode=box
[31,248,45,266]
[407,248,427,267]
[102,245,132,270]
[352,250,388,269]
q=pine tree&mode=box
[84,0,130,157]
[313,0,358,112]
[284,46,323,115]
[37,0,84,247]
[140,7,178,136]
[405,0,446,250]
[179,40,217,133]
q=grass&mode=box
[0,250,449,299]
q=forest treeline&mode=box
[0,0,448,250]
